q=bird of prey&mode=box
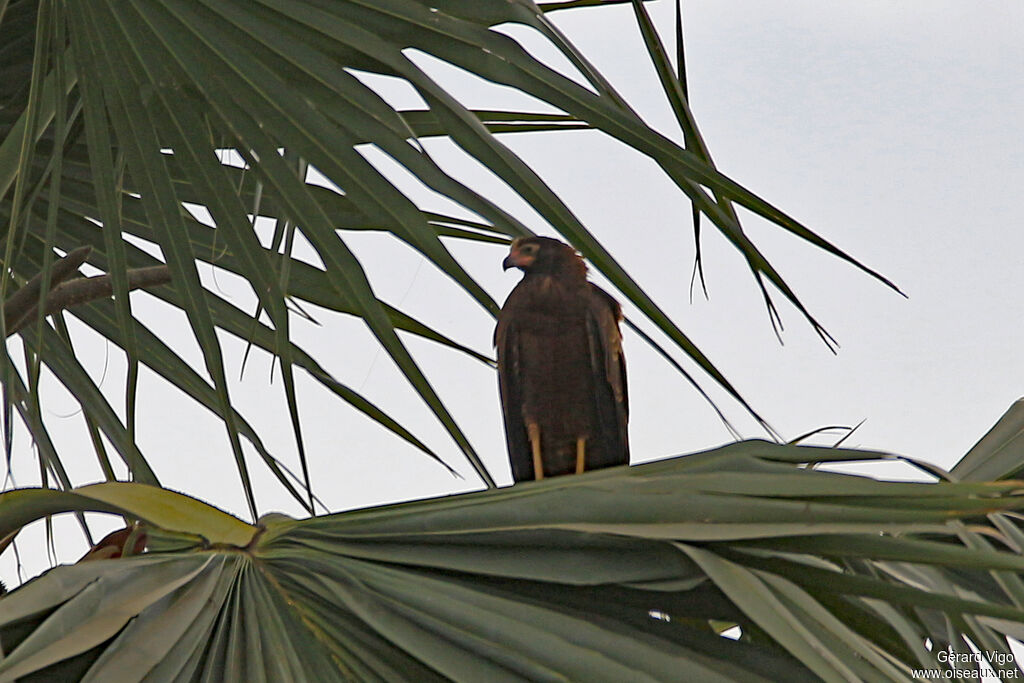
[495,236,629,482]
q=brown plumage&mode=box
[495,237,629,481]
[77,526,147,563]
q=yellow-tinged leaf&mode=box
[75,483,256,547]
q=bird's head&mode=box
[502,237,587,278]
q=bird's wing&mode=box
[586,284,630,465]
[495,304,533,481]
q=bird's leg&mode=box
[575,437,586,474]
[527,422,544,480]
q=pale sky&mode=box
[3,1,1022,587]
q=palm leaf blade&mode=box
[3,442,1023,679]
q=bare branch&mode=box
[6,265,171,337]
[3,246,93,331]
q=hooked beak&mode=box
[502,246,534,271]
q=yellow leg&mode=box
[575,437,586,475]
[528,423,544,480]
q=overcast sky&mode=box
[3,1,1022,586]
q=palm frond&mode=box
[2,440,1024,680]
[952,399,1024,483]
[0,0,898,509]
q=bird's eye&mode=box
[521,244,537,254]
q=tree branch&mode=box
[5,260,171,337]
[3,246,93,332]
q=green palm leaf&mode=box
[2,441,1024,680]
[1,0,898,508]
